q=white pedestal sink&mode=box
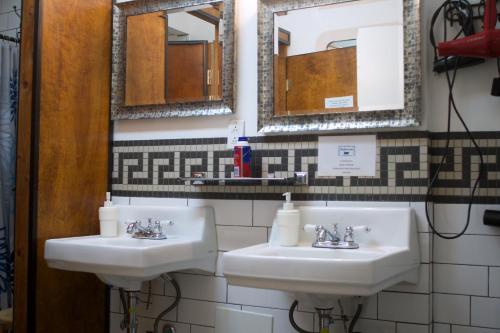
[223,207,419,297]
[45,205,217,290]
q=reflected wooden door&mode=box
[166,41,208,103]
[274,43,288,116]
[286,47,358,114]
[125,11,167,106]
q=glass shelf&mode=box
[178,172,308,186]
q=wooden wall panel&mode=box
[14,0,36,331]
[286,48,358,114]
[14,0,111,332]
[125,11,166,106]
[35,0,111,331]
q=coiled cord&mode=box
[426,0,485,239]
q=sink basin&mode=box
[223,207,419,296]
[45,205,217,290]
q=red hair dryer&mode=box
[438,0,500,58]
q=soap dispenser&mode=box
[276,192,300,246]
[99,192,118,237]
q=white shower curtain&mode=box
[0,40,18,309]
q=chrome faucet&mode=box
[314,224,341,243]
[306,224,370,249]
[126,218,170,240]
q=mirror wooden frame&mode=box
[257,0,422,133]
[111,0,235,120]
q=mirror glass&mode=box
[272,0,404,116]
[124,2,224,107]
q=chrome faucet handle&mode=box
[315,225,327,242]
[150,220,167,240]
[126,220,142,234]
[126,223,135,234]
[344,226,354,243]
[153,221,162,234]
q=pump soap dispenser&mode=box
[99,192,118,237]
[276,192,300,246]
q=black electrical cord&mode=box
[338,299,349,333]
[289,301,316,333]
[348,303,363,333]
[425,1,486,240]
[154,275,181,333]
[119,288,130,330]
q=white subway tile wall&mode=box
[432,204,500,332]
[108,198,500,333]
[109,198,438,333]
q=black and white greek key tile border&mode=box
[111,132,500,203]
[429,132,500,203]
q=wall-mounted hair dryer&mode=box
[438,0,500,58]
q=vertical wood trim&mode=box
[14,0,38,331]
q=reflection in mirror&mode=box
[273,0,404,116]
[124,2,224,107]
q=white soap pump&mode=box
[276,192,300,246]
[99,192,118,237]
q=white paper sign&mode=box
[318,135,376,176]
[325,96,354,109]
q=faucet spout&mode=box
[126,219,168,240]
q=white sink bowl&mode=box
[223,207,419,296]
[45,205,217,290]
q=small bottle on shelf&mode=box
[233,136,252,178]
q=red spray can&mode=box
[233,137,252,177]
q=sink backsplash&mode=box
[110,130,500,333]
[112,131,500,204]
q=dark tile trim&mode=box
[112,137,227,147]
[111,131,500,204]
[112,190,427,202]
[430,131,500,140]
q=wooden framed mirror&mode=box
[111,0,235,119]
[258,0,422,133]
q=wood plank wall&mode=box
[14,0,111,332]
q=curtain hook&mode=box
[13,6,21,18]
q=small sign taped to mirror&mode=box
[325,96,354,109]
[318,135,376,176]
